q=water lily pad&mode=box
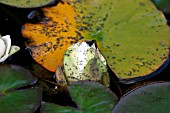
[41,102,79,113]
[0,88,42,113]
[41,80,118,113]
[112,82,170,113]
[152,0,170,14]
[0,64,42,113]
[22,2,85,72]
[0,0,56,8]
[0,64,37,92]
[22,0,170,81]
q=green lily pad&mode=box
[0,88,42,113]
[0,0,56,8]
[0,64,42,113]
[112,82,170,113]
[41,102,80,113]
[41,80,118,113]
[69,0,170,80]
[0,64,37,92]
[22,0,170,82]
[152,0,170,14]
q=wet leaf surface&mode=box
[22,0,170,81]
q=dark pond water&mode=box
[0,2,170,107]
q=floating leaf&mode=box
[0,0,56,8]
[41,102,79,113]
[0,88,42,113]
[41,81,118,113]
[112,82,170,113]
[0,64,42,113]
[152,0,170,14]
[0,64,37,92]
[22,2,85,72]
[22,0,170,81]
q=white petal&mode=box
[0,38,6,58]
[1,35,11,56]
[0,35,20,63]
[0,53,9,62]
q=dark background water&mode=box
[0,2,170,99]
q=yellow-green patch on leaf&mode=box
[22,0,170,80]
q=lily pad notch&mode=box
[41,80,118,113]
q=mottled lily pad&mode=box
[112,82,170,113]
[22,0,170,81]
[0,0,56,8]
[41,80,118,113]
[0,64,42,113]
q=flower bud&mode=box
[0,35,20,63]
[62,41,110,87]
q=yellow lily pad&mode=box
[22,0,170,80]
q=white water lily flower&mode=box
[55,41,110,87]
[0,35,20,63]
